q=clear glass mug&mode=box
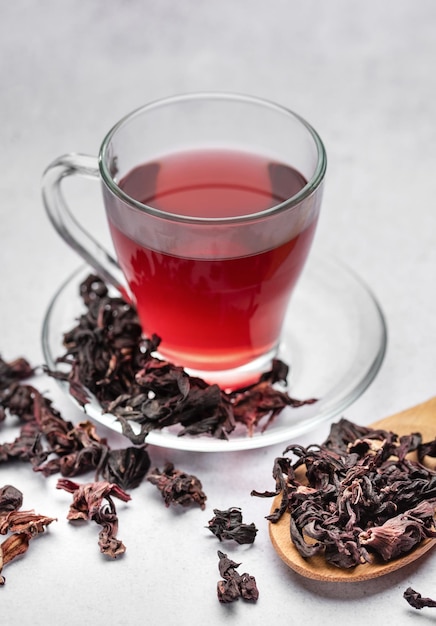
[42,93,326,388]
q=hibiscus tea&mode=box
[107,148,318,379]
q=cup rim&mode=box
[98,91,327,225]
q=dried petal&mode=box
[147,463,207,509]
[216,551,259,603]
[0,485,55,586]
[56,479,130,558]
[0,420,42,464]
[404,587,436,609]
[1,510,56,536]
[0,485,23,514]
[101,447,150,490]
[0,533,30,584]
[207,507,258,544]
[217,550,241,578]
[217,577,241,603]
[0,356,33,390]
[359,500,436,560]
[230,379,316,435]
[239,572,260,601]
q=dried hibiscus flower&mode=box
[216,550,259,603]
[56,479,130,558]
[404,587,436,609]
[207,507,258,544]
[100,446,150,490]
[359,500,436,560]
[0,355,33,392]
[147,462,207,509]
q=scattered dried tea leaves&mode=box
[56,479,130,558]
[207,507,258,544]
[230,360,316,436]
[0,355,34,393]
[47,273,316,442]
[253,417,436,568]
[101,446,150,490]
[147,462,207,509]
[0,485,23,512]
[0,354,151,490]
[216,550,259,603]
[404,586,436,609]
[0,484,56,585]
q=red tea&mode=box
[109,149,317,374]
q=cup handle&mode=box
[42,153,128,298]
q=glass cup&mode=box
[42,93,326,388]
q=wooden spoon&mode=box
[269,396,436,582]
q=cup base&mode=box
[155,345,280,391]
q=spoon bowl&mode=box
[269,396,436,582]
